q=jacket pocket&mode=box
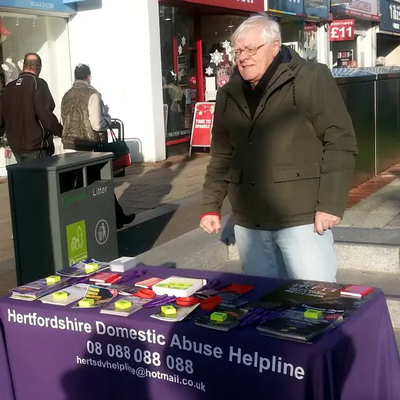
[273,162,320,183]
[225,168,242,184]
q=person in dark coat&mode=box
[199,15,358,282]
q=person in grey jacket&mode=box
[61,64,111,150]
[61,64,135,229]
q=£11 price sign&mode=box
[329,20,355,42]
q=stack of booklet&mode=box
[255,280,366,343]
[10,277,73,301]
[257,303,346,343]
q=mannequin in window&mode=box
[2,58,19,85]
[163,70,185,133]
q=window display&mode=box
[159,5,195,145]
[0,13,70,117]
[201,15,246,100]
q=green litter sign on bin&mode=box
[66,220,88,265]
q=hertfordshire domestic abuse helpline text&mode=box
[7,309,306,380]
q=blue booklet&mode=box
[10,276,73,301]
[57,258,109,278]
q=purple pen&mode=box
[238,307,265,328]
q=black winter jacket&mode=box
[200,48,358,229]
[0,72,62,154]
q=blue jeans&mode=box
[234,224,337,282]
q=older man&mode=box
[199,15,357,282]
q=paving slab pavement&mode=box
[2,153,400,296]
[340,179,400,229]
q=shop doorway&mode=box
[159,2,247,156]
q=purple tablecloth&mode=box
[0,266,399,400]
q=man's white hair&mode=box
[231,14,282,47]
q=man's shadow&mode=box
[116,158,192,257]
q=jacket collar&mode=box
[73,79,91,88]
[221,46,302,119]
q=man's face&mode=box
[234,27,280,85]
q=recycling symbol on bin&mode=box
[71,226,84,252]
[95,219,109,245]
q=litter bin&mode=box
[7,152,118,285]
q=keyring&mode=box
[132,288,155,299]
[200,296,221,310]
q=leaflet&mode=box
[40,284,89,306]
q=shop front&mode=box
[0,0,77,175]
[265,0,330,64]
[158,0,264,153]
[377,0,400,66]
[330,0,380,68]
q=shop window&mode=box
[332,41,358,68]
[281,19,318,63]
[159,5,195,146]
[0,12,70,117]
[201,15,245,100]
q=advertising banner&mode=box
[267,0,304,15]
[189,102,215,156]
[267,0,329,19]
[0,0,76,12]
[329,19,355,41]
[304,0,329,19]
[331,0,380,21]
[177,0,264,12]
[380,0,400,33]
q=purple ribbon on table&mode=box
[142,295,177,308]
[238,307,287,328]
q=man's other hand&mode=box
[200,215,221,234]
[314,211,341,235]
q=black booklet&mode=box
[257,280,366,310]
[257,303,346,343]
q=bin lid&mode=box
[6,152,114,172]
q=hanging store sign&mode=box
[266,0,304,16]
[266,0,329,19]
[174,0,264,12]
[331,0,380,21]
[380,0,400,33]
[304,0,329,19]
[0,0,76,12]
[329,19,355,41]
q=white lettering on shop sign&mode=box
[390,4,400,22]
[31,1,55,9]
[236,0,254,3]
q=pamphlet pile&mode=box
[254,280,371,343]
[6,259,375,343]
[10,276,73,301]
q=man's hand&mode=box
[200,215,221,234]
[314,211,341,235]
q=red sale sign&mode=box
[188,102,215,156]
[329,20,355,41]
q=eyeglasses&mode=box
[233,43,267,59]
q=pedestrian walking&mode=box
[0,53,62,162]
